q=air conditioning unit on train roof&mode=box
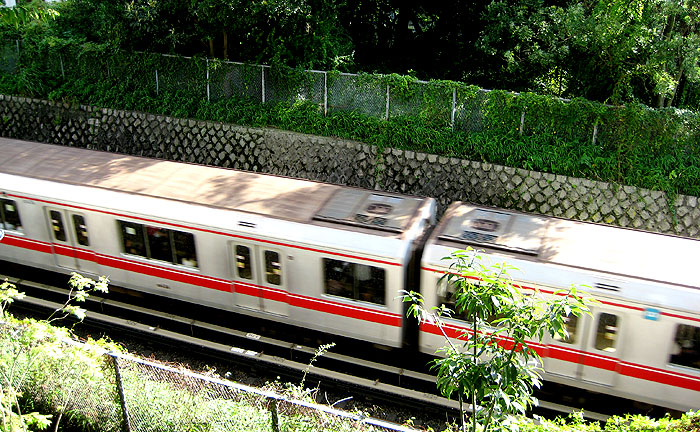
[438,206,545,256]
[313,189,423,233]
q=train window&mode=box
[670,324,700,370]
[120,220,198,267]
[437,278,470,321]
[174,231,197,267]
[72,215,89,246]
[147,226,173,263]
[437,278,506,324]
[0,198,22,232]
[264,250,282,285]
[120,221,147,257]
[323,258,385,305]
[49,210,67,242]
[324,259,354,300]
[594,313,618,352]
[235,245,253,280]
[357,264,385,304]
[553,314,579,344]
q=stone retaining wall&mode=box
[0,94,697,238]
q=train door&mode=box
[544,313,585,379]
[579,311,622,386]
[45,208,98,274]
[230,241,288,316]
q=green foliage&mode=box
[0,273,696,431]
[299,342,335,391]
[44,0,353,70]
[383,73,419,101]
[1,40,699,200]
[0,0,59,36]
[0,279,24,318]
[402,247,593,432]
[477,0,700,109]
[0,315,377,432]
[0,274,113,432]
[477,0,570,96]
[47,273,109,323]
[4,0,700,113]
[505,410,700,432]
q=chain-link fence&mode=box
[2,39,699,151]
[0,40,551,134]
[1,320,420,432]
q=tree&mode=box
[646,0,700,107]
[477,0,570,95]
[476,0,700,107]
[190,0,235,59]
[0,0,59,36]
[233,0,352,69]
[402,248,592,432]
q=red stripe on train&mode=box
[97,254,231,292]
[290,294,401,327]
[419,321,700,392]
[546,345,581,363]
[420,321,547,356]
[619,363,700,392]
[2,235,52,253]
[1,236,401,327]
[6,193,401,267]
[420,266,693,319]
[233,280,401,327]
[100,253,401,327]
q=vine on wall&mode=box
[1,41,699,200]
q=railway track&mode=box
[2,268,622,423]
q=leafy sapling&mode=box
[401,247,593,432]
[0,279,25,319]
[46,273,109,323]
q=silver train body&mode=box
[0,138,698,411]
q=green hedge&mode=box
[2,39,699,199]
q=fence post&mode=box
[451,88,457,130]
[269,399,280,432]
[111,355,132,432]
[155,69,159,96]
[59,54,65,80]
[385,84,390,121]
[206,58,211,103]
[261,65,266,104]
[324,71,328,116]
[592,122,599,145]
[519,111,526,135]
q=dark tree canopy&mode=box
[3,0,699,109]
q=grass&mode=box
[2,313,700,431]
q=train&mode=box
[0,137,698,412]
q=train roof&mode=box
[428,202,700,289]
[0,138,429,235]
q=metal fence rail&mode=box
[1,321,420,432]
[112,352,418,432]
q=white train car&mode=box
[3,136,700,411]
[419,202,700,411]
[0,138,436,347]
